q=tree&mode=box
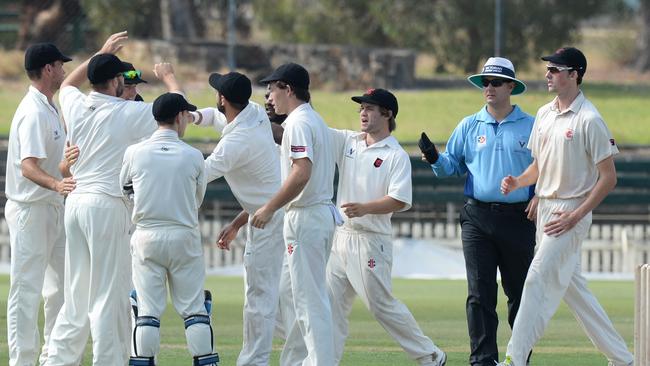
[636,0,650,71]
[17,0,82,49]
[253,0,610,73]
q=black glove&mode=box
[418,132,439,164]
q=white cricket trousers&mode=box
[279,204,336,366]
[505,197,634,366]
[5,200,65,366]
[130,227,213,358]
[327,229,440,365]
[47,193,133,366]
[238,210,285,366]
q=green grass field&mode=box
[1,82,650,145]
[0,275,636,365]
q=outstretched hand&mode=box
[98,31,128,55]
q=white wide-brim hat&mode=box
[467,57,526,95]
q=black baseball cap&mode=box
[209,72,251,104]
[351,88,399,118]
[87,53,131,84]
[260,62,310,90]
[122,62,147,85]
[541,47,587,76]
[152,93,197,122]
[24,43,72,71]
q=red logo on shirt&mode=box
[291,146,306,152]
[565,128,574,140]
[373,158,383,168]
[610,138,616,146]
[368,258,376,268]
[287,243,295,255]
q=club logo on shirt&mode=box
[345,147,355,158]
[373,158,383,168]
[161,146,169,151]
[518,141,526,148]
[477,135,487,145]
[53,129,61,140]
[287,243,295,255]
[291,145,306,153]
[610,138,616,146]
[368,258,376,269]
[565,128,574,140]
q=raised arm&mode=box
[61,31,128,89]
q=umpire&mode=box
[418,57,536,366]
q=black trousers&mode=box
[459,201,536,366]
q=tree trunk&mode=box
[160,0,199,40]
[636,0,650,71]
[16,0,81,49]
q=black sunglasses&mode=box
[481,78,509,87]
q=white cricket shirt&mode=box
[203,102,281,214]
[281,103,335,208]
[120,129,206,230]
[5,86,66,204]
[529,91,619,199]
[331,129,412,235]
[59,86,157,197]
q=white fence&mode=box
[2,217,647,276]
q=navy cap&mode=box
[24,43,72,71]
[260,62,310,90]
[87,54,130,84]
[152,93,197,122]
[351,88,399,118]
[209,72,251,104]
[541,47,587,76]
[122,62,147,85]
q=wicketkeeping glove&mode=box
[418,132,439,164]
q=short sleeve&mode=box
[329,128,351,166]
[204,139,244,183]
[584,116,618,164]
[17,112,48,161]
[388,150,412,211]
[527,110,543,158]
[59,86,86,125]
[284,121,313,161]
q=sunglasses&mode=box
[481,78,509,87]
[122,70,142,80]
[546,65,574,74]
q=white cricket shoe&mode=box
[417,350,447,366]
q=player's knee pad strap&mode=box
[184,314,210,329]
[133,316,161,357]
[136,316,161,328]
[129,356,155,366]
[193,353,220,366]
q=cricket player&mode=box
[45,31,185,366]
[5,42,74,366]
[255,62,339,366]
[327,88,447,366]
[121,62,147,101]
[121,92,218,366]
[418,57,536,366]
[497,47,634,366]
[192,71,285,365]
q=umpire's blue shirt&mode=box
[431,105,534,203]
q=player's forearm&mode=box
[265,162,311,212]
[573,157,617,220]
[515,160,539,188]
[162,74,182,94]
[22,160,59,191]
[59,159,72,178]
[360,196,406,215]
[61,59,91,89]
[230,210,249,230]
